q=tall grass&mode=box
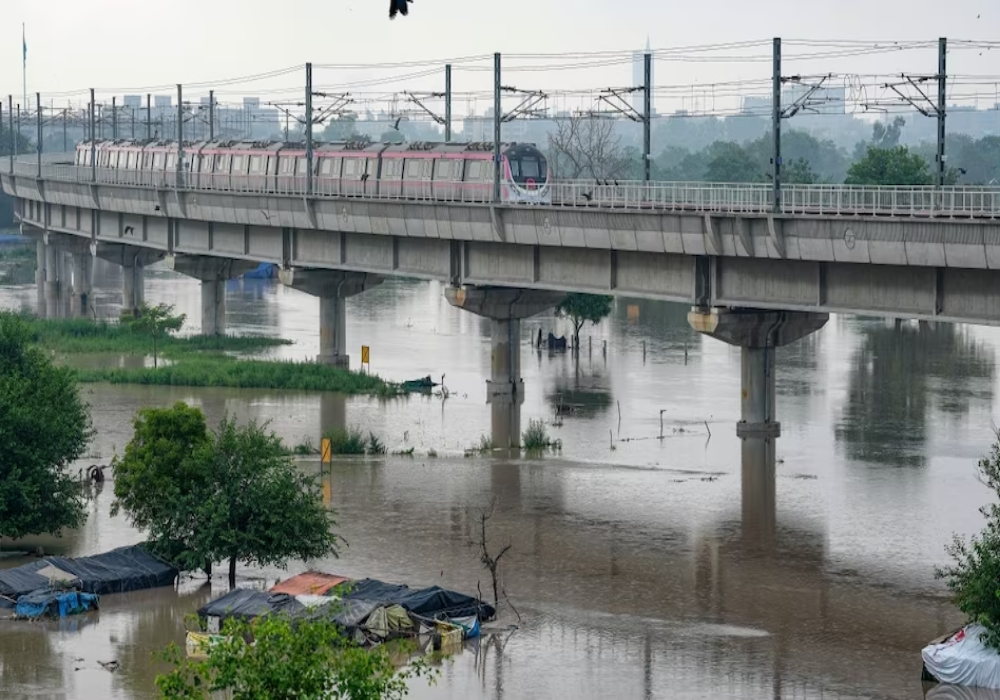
[322,426,388,455]
[522,419,562,452]
[19,315,290,355]
[74,356,400,396]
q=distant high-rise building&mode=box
[631,38,654,115]
[123,95,142,109]
[153,95,171,108]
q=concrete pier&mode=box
[165,255,257,335]
[688,307,828,451]
[94,243,165,317]
[70,253,94,317]
[279,268,383,367]
[446,286,565,449]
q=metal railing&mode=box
[4,158,1000,219]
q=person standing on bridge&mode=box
[389,0,413,19]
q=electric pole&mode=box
[306,62,313,195]
[772,37,782,213]
[445,63,452,143]
[936,37,947,187]
[493,52,501,202]
[643,52,651,182]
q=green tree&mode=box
[157,613,434,700]
[379,129,405,144]
[111,403,213,573]
[703,142,763,183]
[937,433,1000,650]
[114,404,340,589]
[845,146,933,186]
[0,312,92,539]
[782,157,818,185]
[0,125,34,157]
[196,415,341,588]
[119,302,186,368]
[556,293,614,350]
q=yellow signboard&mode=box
[321,438,332,464]
[361,345,370,364]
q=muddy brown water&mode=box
[0,261,997,699]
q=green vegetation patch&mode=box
[75,356,399,396]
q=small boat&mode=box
[401,376,439,393]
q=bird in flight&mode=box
[389,0,412,19]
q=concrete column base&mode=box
[165,255,259,335]
[70,253,94,318]
[447,286,564,450]
[688,307,828,442]
[95,243,165,318]
[279,268,383,367]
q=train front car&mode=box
[502,143,550,204]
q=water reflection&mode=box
[836,319,995,467]
[0,266,998,698]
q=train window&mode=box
[127,152,136,168]
[232,155,245,172]
[166,154,176,169]
[404,160,421,178]
[298,159,308,174]
[280,158,295,175]
[201,156,213,173]
[153,153,163,169]
[250,156,262,173]
[344,159,358,176]
[320,159,331,175]
[216,156,228,172]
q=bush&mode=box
[522,419,562,452]
[323,427,387,456]
[937,433,1000,650]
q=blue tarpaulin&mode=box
[15,589,99,619]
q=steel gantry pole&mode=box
[936,37,947,188]
[6,97,12,174]
[146,94,152,139]
[771,37,782,213]
[176,84,184,188]
[305,62,313,195]
[35,93,42,177]
[445,63,452,143]
[89,89,96,182]
[493,52,501,202]
[643,52,652,182]
[209,89,215,141]
[112,96,118,139]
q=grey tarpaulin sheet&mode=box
[0,544,178,598]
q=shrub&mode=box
[937,433,1000,650]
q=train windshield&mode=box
[507,152,547,186]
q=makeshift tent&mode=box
[450,615,481,639]
[270,571,347,597]
[922,624,1000,689]
[14,589,99,619]
[0,544,177,599]
[338,578,410,605]
[364,605,413,639]
[197,589,305,623]
[398,586,495,620]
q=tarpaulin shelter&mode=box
[270,571,347,597]
[0,544,177,599]
[15,589,99,619]
[197,589,306,623]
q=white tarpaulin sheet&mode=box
[923,625,1000,690]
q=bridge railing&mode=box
[6,162,1000,219]
[782,184,1000,218]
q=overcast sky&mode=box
[2,0,998,116]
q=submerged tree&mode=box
[556,293,614,351]
[157,613,434,700]
[937,433,1000,651]
[844,145,933,186]
[111,403,213,572]
[119,302,186,368]
[113,404,340,588]
[0,312,93,539]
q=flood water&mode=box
[1,255,998,699]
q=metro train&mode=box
[74,138,551,203]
